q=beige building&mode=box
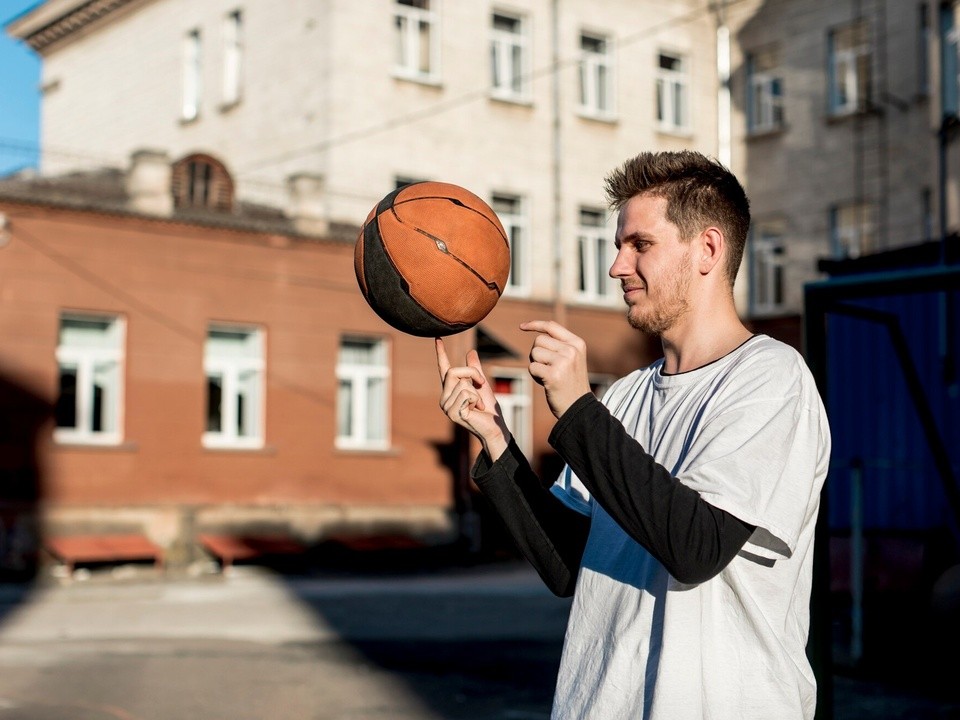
[9,0,727,312]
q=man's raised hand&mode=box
[436,338,511,459]
[520,320,592,418]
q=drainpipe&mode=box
[552,0,566,325]
[716,0,732,169]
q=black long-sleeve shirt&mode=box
[471,393,755,597]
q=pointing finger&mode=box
[436,338,451,381]
[519,320,576,342]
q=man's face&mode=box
[610,194,694,336]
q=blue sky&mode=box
[1,0,43,177]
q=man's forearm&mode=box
[550,394,754,584]
[472,440,591,597]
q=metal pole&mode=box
[715,1,731,168]
[850,459,864,663]
[551,0,566,326]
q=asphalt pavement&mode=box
[0,557,955,719]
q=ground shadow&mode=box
[0,371,49,620]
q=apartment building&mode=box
[727,0,945,315]
[8,0,724,308]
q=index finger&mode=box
[435,337,451,380]
[519,319,576,341]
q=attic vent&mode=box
[172,153,234,211]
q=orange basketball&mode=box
[354,181,511,337]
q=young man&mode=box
[436,150,831,719]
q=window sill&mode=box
[54,439,139,452]
[576,109,618,125]
[825,106,881,124]
[655,126,694,139]
[218,98,242,114]
[570,295,621,310]
[335,444,400,457]
[202,442,275,455]
[746,125,787,140]
[502,286,532,299]
[490,93,534,108]
[391,69,442,88]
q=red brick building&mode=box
[0,153,658,571]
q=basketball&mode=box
[354,181,511,337]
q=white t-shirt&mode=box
[550,335,831,720]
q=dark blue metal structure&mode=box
[816,279,960,534]
[804,262,960,720]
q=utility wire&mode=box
[235,0,745,177]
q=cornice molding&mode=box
[9,0,138,53]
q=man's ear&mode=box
[697,226,725,276]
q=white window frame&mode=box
[656,50,689,133]
[492,192,529,297]
[747,48,784,134]
[54,313,125,446]
[221,9,243,107]
[578,32,615,119]
[491,370,530,457]
[394,0,441,84]
[829,22,871,116]
[336,336,390,451]
[750,222,787,316]
[830,202,876,259]
[490,10,530,102]
[182,28,202,121]
[203,325,265,450]
[576,207,617,305]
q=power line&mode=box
[235,1,743,178]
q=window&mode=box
[182,28,202,121]
[577,207,616,303]
[749,222,786,315]
[830,202,876,258]
[579,32,614,118]
[55,313,124,445]
[394,0,439,83]
[746,47,784,133]
[172,153,234,211]
[828,21,871,115]
[941,3,960,116]
[490,11,529,102]
[222,10,243,107]
[656,51,689,132]
[492,193,528,296]
[492,372,530,456]
[204,325,264,449]
[337,337,389,450]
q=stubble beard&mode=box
[626,251,693,336]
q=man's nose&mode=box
[609,246,631,278]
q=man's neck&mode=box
[659,302,753,375]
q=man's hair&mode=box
[604,150,751,284]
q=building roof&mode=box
[817,239,960,277]
[0,166,359,244]
[5,0,144,53]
